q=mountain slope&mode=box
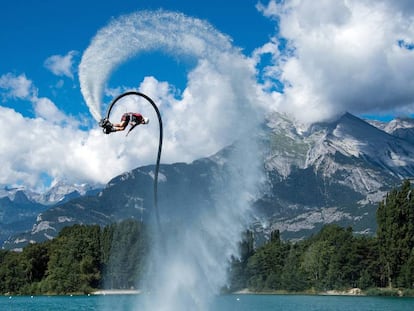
[255,112,414,239]
[4,112,414,248]
[3,159,222,249]
[0,182,101,247]
[0,191,47,244]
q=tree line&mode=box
[1,180,413,295]
[227,180,414,295]
[0,219,148,295]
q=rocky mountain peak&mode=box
[2,112,414,248]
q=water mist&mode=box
[142,136,263,311]
[79,10,264,311]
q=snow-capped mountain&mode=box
[37,180,101,205]
[306,113,414,181]
[0,182,101,248]
[0,190,47,247]
[0,181,100,205]
[367,117,414,145]
[0,186,37,202]
[256,112,414,240]
[3,112,414,249]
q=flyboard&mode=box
[99,91,163,232]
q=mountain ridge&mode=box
[2,112,414,249]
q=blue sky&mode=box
[1,0,271,119]
[1,0,414,191]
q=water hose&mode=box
[101,91,163,230]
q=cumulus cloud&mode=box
[0,73,37,101]
[0,73,92,189]
[0,73,73,124]
[256,0,414,123]
[33,97,67,123]
[44,50,78,79]
[0,104,126,189]
[0,74,136,189]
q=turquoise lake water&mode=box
[1,294,414,311]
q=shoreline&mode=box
[232,288,364,296]
[92,289,141,295]
[4,287,412,297]
[232,287,414,297]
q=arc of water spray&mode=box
[103,91,163,230]
[81,10,263,310]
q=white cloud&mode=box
[0,103,133,189]
[256,0,414,123]
[0,65,261,191]
[0,73,73,125]
[384,0,414,15]
[0,75,93,189]
[0,73,37,101]
[33,97,67,123]
[44,50,78,79]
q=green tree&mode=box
[246,230,289,291]
[280,243,308,291]
[301,239,334,289]
[227,230,255,291]
[0,220,150,294]
[398,247,414,288]
[377,180,414,288]
[103,219,148,289]
[20,242,50,294]
[301,225,362,290]
[43,225,102,293]
[0,250,26,294]
[354,236,381,289]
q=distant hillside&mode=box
[3,112,414,249]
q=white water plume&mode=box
[142,137,263,311]
[79,10,236,121]
[80,9,265,311]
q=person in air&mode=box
[112,112,149,132]
[100,112,149,135]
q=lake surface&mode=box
[1,294,414,311]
